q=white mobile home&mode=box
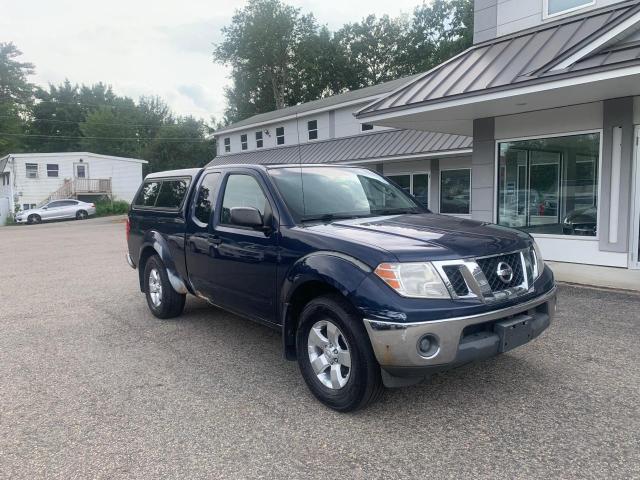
[0,152,147,224]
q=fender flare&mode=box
[137,231,189,295]
[281,251,372,360]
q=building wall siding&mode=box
[471,118,496,222]
[476,0,625,43]
[599,97,635,253]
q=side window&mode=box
[194,173,220,224]
[48,201,63,208]
[220,174,268,225]
[155,178,191,209]
[134,181,161,207]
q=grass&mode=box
[94,199,130,217]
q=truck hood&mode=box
[306,213,532,262]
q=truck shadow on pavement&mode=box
[169,296,551,415]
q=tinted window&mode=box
[221,174,268,224]
[47,201,64,208]
[194,173,220,224]
[269,167,422,221]
[134,181,161,207]
[440,169,471,214]
[60,200,78,206]
[155,179,190,209]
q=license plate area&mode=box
[494,314,534,353]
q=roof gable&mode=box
[357,1,640,118]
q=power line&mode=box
[0,132,213,142]
[10,98,214,118]
[0,114,209,129]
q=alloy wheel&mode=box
[307,319,351,389]
[148,268,163,307]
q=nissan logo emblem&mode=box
[496,261,514,284]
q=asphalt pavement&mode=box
[0,216,638,479]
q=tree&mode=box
[0,42,34,155]
[334,14,410,89]
[402,0,473,74]
[144,116,215,172]
[214,0,474,125]
[214,0,322,122]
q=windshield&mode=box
[269,167,426,222]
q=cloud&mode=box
[177,84,217,111]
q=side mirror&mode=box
[42,207,48,210]
[230,207,263,229]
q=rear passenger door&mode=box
[185,171,222,300]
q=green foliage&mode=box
[94,199,130,217]
[0,42,34,156]
[215,0,473,123]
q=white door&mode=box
[631,126,640,269]
[75,163,89,179]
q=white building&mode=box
[0,152,147,224]
[211,0,640,290]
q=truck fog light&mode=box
[417,334,439,357]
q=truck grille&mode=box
[434,248,533,302]
[476,252,524,292]
[442,266,469,296]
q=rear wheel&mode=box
[143,255,186,319]
[28,214,41,224]
[76,210,88,220]
[296,294,383,412]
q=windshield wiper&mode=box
[370,208,421,215]
[300,214,363,223]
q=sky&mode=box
[2,0,425,122]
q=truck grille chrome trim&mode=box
[433,248,534,303]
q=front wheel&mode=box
[28,214,41,224]
[296,294,383,412]
[143,255,186,319]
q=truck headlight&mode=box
[374,262,451,299]
[531,241,544,280]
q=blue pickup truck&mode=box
[126,164,556,411]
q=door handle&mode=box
[208,235,222,245]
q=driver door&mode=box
[42,201,63,219]
[208,170,279,324]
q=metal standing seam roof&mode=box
[357,1,640,117]
[214,74,422,135]
[207,129,472,167]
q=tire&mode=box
[296,294,383,412]
[76,210,88,220]
[143,255,186,319]
[28,214,41,224]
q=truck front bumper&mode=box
[363,286,557,383]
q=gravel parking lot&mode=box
[1,217,639,479]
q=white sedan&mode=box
[15,199,97,224]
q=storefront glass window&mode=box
[498,133,600,236]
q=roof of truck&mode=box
[145,168,203,179]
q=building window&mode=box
[440,169,471,214]
[361,124,374,132]
[25,163,38,178]
[388,173,430,207]
[545,0,594,17]
[498,132,600,237]
[255,131,263,148]
[224,137,231,153]
[47,164,59,177]
[240,134,248,151]
[276,126,285,145]
[307,120,318,140]
[2,172,8,185]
